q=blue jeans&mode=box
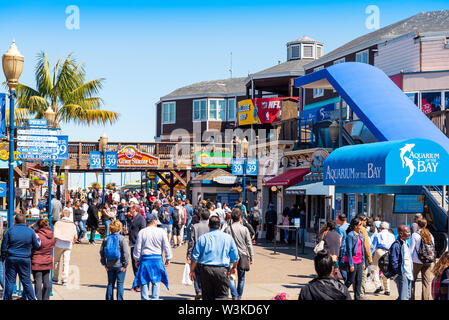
[395,275,412,300]
[141,282,160,300]
[0,261,4,289]
[3,257,36,300]
[106,267,126,300]
[229,268,246,299]
[76,220,86,239]
[105,220,111,236]
[185,217,192,241]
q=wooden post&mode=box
[78,142,82,169]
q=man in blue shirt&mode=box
[189,216,239,300]
[1,213,41,300]
[184,199,194,242]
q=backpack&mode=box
[417,235,436,264]
[251,207,261,224]
[378,251,396,279]
[173,206,183,225]
[160,206,171,224]
[104,234,121,261]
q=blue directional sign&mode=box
[90,151,117,169]
[245,158,258,176]
[17,135,68,160]
[232,159,244,175]
[27,119,47,127]
[0,182,6,197]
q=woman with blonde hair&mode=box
[100,220,130,300]
[409,218,436,300]
[432,251,449,300]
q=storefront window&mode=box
[405,92,419,107]
[421,91,442,114]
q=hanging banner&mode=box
[117,146,159,167]
[237,97,298,126]
[0,94,5,138]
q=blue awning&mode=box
[294,62,449,154]
[323,138,449,186]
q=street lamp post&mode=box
[44,107,57,225]
[2,41,24,228]
[99,133,108,205]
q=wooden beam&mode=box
[155,172,170,187]
[170,170,187,187]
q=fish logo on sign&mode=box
[399,142,439,184]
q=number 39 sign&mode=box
[90,151,117,169]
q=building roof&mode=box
[246,58,315,84]
[159,77,247,102]
[287,36,322,46]
[305,10,449,70]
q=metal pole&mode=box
[339,96,343,148]
[48,161,52,224]
[295,227,298,260]
[102,151,106,205]
[8,91,15,228]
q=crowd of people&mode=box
[3,187,449,301]
[300,212,449,300]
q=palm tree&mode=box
[15,52,119,127]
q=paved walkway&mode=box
[7,238,423,300]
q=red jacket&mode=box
[31,226,56,271]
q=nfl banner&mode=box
[0,93,5,138]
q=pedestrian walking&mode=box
[51,197,63,225]
[73,201,86,243]
[317,221,341,261]
[335,214,349,282]
[128,203,147,292]
[224,207,254,300]
[356,214,372,298]
[1,213,41,300]
[371,221,395,296]
[432,251,449,300]
[172,199,185,248]
[281,209,289,244]
[343,217,365,300]
[186,208,210,300]
[31,219,55,300]
[390,225,413,300]
[159,198,173,244]
[81,199,89,241]
[248,200,261,244]
[265,203,277,242]
[410,213,423,234]
[100,220,130,300]
[409,218,436,300]
[189,216,239,300]
[63,200,74,222]
[87,199,100,245]
[132,214,172,300]
[53,208,78,286]
[184,199,194,242]
[299,249,351,300]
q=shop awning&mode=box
[192,169,236,183]
[285,181,329,195]
[264,168,310,186]
[294,62,449,154]
[323,138,449,186]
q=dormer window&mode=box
[286,36,324,61]
[317,45,323,58]
[303,45,314,58]
[291,45,300,59]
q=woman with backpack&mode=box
[249,200,261,245]
[409,218,435,300]
[100,220,130,300]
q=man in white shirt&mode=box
[112,191,120,203]
[132,214,172,300]
[63,200,74,222]
[371,221,396,296]
[53,209,77,286]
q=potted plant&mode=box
[31,176,46,186]
[91,182,101,190]
[106,182,116,191]
[54,174,66,186]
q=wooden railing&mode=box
[428,110,449,138]
[65,141,236,170]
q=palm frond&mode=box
[5,108,30,126]
[58,104,120,125]
[15,84,41,109]
[70,78,105,101]
[35,52,53,97]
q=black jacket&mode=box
[298,277,351,300]
[87,204,99,229]
[265,209,277,224]
[128,213,146,247]
[73,208,84,222]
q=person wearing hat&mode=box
[132,213,172,300]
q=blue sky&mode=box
[0,0,447,188]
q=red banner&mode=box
[254,97,298,124]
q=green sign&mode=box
[195,152,233,168]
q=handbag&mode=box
[313,231,328,254]
[182,263,193,285]
[230,224,251,271]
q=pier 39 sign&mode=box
[323,138,449,186]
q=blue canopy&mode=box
[323,138,449,186]
[294,62,449,154]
